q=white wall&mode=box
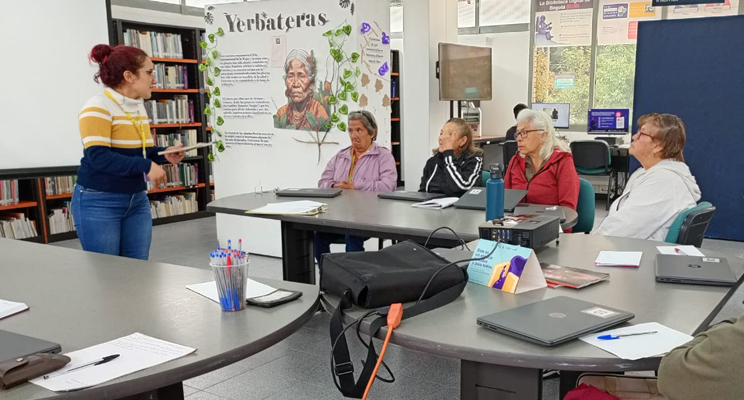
[111,5,204,28]
[457,31,531,138]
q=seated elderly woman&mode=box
[315,110,397,262]
[595,113,700,241]
[419,118,484,198]
[504,109,580,210]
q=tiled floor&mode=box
[51,204,744,400]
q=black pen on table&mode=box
[43,354,120,379]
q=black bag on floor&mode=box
[320,240,468,398]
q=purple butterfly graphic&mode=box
[378,62,389,76]
[361,22,371,34]
[382,32,390,45]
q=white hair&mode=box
[283,49,315,82]
[516,109,569,160]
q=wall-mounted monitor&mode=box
[438,43,492,101]
[588,109,630,135]
[532,102,570,129]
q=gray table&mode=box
[0,239,319,400]
[320,234,744,400]
[208,190,578,284]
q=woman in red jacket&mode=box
[505,109,579,211]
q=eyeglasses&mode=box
[636,130,654,140]
[515,129,542,139]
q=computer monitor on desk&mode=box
[532,102,570,129]
[588,108,629,145]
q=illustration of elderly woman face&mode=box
[285,59,313,104]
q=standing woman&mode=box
[72,44,185,260]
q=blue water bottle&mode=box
[485,163,505,221]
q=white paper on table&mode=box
[186,278,277,304]
[411,197,459,209]
[595,251,643,267]
[0,298,28,320]
[656,245,705,257]
[247,200,326,215]
[579,322,693,361]
[30,333,195,392]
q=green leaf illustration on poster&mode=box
[337,122,346,132]
[339,105,348,115]
[306,111,319,129]
[343,69,352,79]
[198,63,207,72]
[351,52,360,63]
[214,99,221,108]
[216,116,225,126]
[323,30,333,37]
[213,87,221,96]
[200,41,208,49]
[216,27,225,36]
[331,113,340,123]
[204,107,212,116]
[206,77,213,86]
[343,25,352,35]
[328,95,338,105]
[211,50,218,59]
[208,34,215,43]
[351,92,359,102]
[213,67,221,77]
[355,67,361,77]
[338,91,347,101]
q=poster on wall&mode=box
[202,0,391,162]
[598,1,661,45]
[665,0,738,18]
[535,0,594,47]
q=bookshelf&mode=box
[390,50,403,187]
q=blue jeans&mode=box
[71,184,152,260]
[314,232,367,264]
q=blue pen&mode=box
[598,331,658,340]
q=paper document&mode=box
[186,278,277,304]
[157,142,213,155]
[580,322,693,361]
[412,197,459,209]
[30,333,195,392]
[595,251,643,268]
[657,245,705,257]
[246,200,327,215]
[0,298,29,320]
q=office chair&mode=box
[665,202,716,247]
[503,140,518,172]
[570,140,615,210]
[573,178,596,234]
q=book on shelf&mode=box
[0,212,38,240]
[123,29,183,59]
[155,130,199,157]
[540,263,610,289]
[48,202,75,235]
[146,163,199,190]
[45,175,77,196]
[149,193,197,219]
[0,180,19,206]
[145,96,194,125]
[153,64,189,89]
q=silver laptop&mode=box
[0,330,61,363]
[275,188,342,198]
[453,188,528,212]
[513,204,566,222]
[378,191,446,202]
[656,254,736,286]
[477,296,635,346]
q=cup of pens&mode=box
[210,239,250,312]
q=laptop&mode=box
[378,191,446,202]
[513,204,566,223]
[0,330,61,363]
[655,254,736,286]
[477,296,635,346]
[275,188,342,198]
[453,188,528,212]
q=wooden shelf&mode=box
[395,162,401,166]
[391,72,399,76]
[391,97,400,101]
[152,211,214,226]
[0,201,38,211]
[151,89,200,94]
[21,236,45,244]
[391,118,401,122]
[46,193,73,200]
[391,142,400,145]
[147,183,205,194]
[151,123,202,129]
[183,155,204,162]
[151,57,198,64]
[206,127,212,131]
[209,182,214,187]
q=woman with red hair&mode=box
[71,44,185,260]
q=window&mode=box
[479,0,529,26]
[533,47,592,126]
[185,0,241,7]
[458,0,476,28]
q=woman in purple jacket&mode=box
[315,110,398,262]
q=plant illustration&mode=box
[199,27,226,162]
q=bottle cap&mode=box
[489,163,503,179]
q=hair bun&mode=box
[90,44,113,64]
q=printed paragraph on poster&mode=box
[221,54,271,85]
[224,131,274,147]
[223,97,272,118]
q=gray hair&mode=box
[348,110,377,141]
[283,49,315,82]
[516,109,569,160]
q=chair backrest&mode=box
[570,140,611,171]
[503,140,518,169]
[481,171,488,187]
[573,178,596,233]
[665,202,715,247]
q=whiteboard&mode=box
[0,0,110,170]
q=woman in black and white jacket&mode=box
[418,118,483,198]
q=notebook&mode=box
[0,298,28,320]
[378,191,446,202]
[275,188,342,198]
[477,296,634,346]
[595,251,643,268]
[453,188,528,212]
[655,254,736,286]
[0,330,61,363]
[246,200,328,216]
[513,204,566,223]
[412,197,459,209]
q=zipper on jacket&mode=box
[521,158,560,190]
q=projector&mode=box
[478,215,560,249]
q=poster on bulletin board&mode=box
[467,240,547,294]
[535,0,595,47]
[597,0,661,45]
